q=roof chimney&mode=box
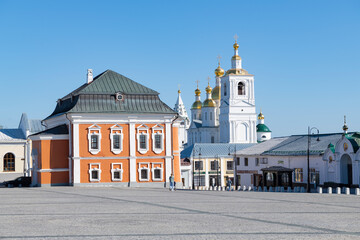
[87,69,93,84]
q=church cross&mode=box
[196,80,200,89]
[234,34,238,42]
[217,55,222,65]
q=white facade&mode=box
[174,90,190,151]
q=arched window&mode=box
[223,83,227,96]
[3,153,15,172]
[238,82,245,95]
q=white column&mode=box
[353,160,359,185]
[165,123,172,183]
[220,157,224,186]
[129,123,136,183]
[335,160,340,183]
[205,158,209,188]
[72,123,80,184]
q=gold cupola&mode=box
[212,86,220,101]
[191,84,202,109]
[215,63,225,77]
[258,111,264,120]
[202,83,216,108]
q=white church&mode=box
[181,40,271,146]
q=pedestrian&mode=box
[227,178,232,191]
[169,174,174,191]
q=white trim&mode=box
[138,162,150,181]
[152,125,164,154]
[89,163,101,182]
[165,123,171,156]
[151,162,163,181]
[73,157,80,184]
[29,134,69,141]
[73,123,79,157]
[137,124,149,154]
[88,124,101,155]
[37,168,69,172]
[110,124,124,154]
[111,163,123,181]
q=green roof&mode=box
[45,70,176,120]
[257,124,271,132]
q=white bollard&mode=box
[356,188,360,196]
[243,185,247,191]
[280,187,284,192]
[336,187,341,194]
[264,186,268,192]
[237,186,241,191]
[345,188,350,195]
[318,187,322,194]
[328,187,332,194]
[222,186,225,191]
[248,186,252,191]
[269,186,273,192]
[258,186,262,192]
[300,187,305,193]
[287,187,292,193]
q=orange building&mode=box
[30,69,181,187]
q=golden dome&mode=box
[195,88,201,96]
[215,65,225,77]
[205,85,212,94]
[191,100,202,109]
[202,99,216,108]
[258,112,264,120]
[178,89,181,94]
[212,86,221,100]
[233,42,239,50]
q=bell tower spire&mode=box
[231,34,242,69]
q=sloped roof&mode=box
[263,133,349,156]
[0,129,26,142]
[30,124,68,136]
[45,70,175,120]
[181,143,256,159]
[235,137,288,156]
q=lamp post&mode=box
[307,126,320,193]
[198,148,202,188]
[215,154,219,187]
[228,145,237,187]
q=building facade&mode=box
[30,69,181,187]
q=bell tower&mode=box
[219,37,257,143]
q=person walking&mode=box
[169,174,174,191]
[227,177,232,191]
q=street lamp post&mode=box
[198,148,202,188]
[307,126,320,193]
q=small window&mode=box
[211,136,215,143]
[282,173,289,183]
[154,169,161,179]
[227,161,234,170]
[195,161,203,170]
[111,164,123,181]
[210,161,218,170]
[89,164,101,182]
[3,153,15,172]
[244,158,248,166]
[255,158,259,166]
[141,169,148,179]
[113,135,121,150]
[140,135,147,150]
[205,112,207,120]
[238,82,245,95]
[224,82,227,96]
[91,135,99,150]
[236,157,240,165]
[155,135,162,149]
[261,158,268,164]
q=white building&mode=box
[234,123,360,189]
[187,40,270,146]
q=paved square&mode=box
[0,187,359,239]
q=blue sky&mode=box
[0,0,359,137]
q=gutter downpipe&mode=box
[65,113,73,185]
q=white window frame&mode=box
[89,163,101,182]
[88,124,101,155]
[111,163,123,181]
[152,125,164,154]
[151,163,163,181]
[137,124,149,154]
[138,163,150,181]
[110,124,123,154]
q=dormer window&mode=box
[116,92,124,101]
[238,82,245,95]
